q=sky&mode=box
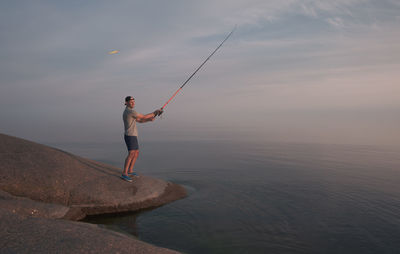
[1,0,399,146]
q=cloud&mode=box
[326,17,345,28]
[1,0,399,145]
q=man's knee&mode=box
[128,150,139,157]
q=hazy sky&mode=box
[1,0,399,146]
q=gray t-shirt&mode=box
[123,107,138,136]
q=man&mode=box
[122,96,162,182]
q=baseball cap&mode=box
[125,96,134,102]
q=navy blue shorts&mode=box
[124,135,139,151]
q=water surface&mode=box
[55,140,400,254]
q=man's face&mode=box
[126,99,135,108]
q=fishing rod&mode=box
[155,26,236,116]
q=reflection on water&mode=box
[61,141,400,254]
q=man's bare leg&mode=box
[128,150,139,174]
[123,150,137,175]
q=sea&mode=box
[51,139,400,254]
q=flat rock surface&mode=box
[0,209,180,254]
[0,189,84,220]
[0,133,186,253]
[0,133,186,215]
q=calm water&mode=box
[54,140,400,254]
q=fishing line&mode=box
[157,26,236,115]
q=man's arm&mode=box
[136,112,156,123]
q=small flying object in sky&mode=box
[108,50,119,55]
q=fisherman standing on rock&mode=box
[120,28,235,182]
[121,96,162,182]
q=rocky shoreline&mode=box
[0,133,186,253]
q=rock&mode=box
[0,209,180,254]
[0,189,85,220]
[0,133,187,253]
[0,133,186,215]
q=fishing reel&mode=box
[153,109,164,117]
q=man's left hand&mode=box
[153,109,164,117]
